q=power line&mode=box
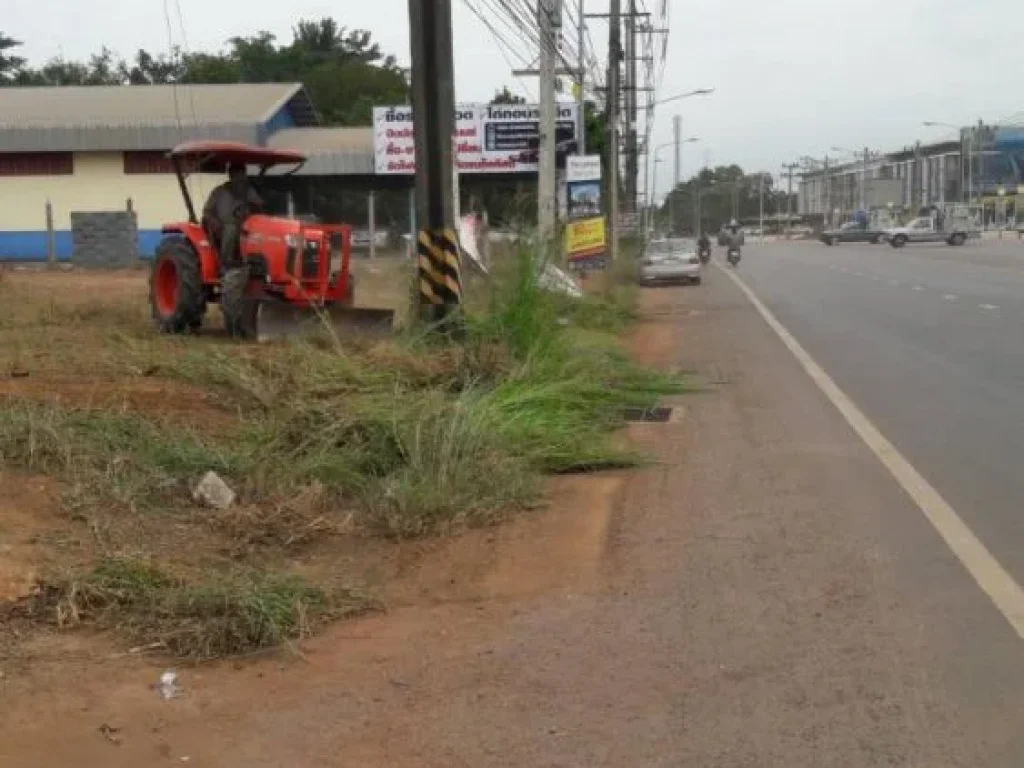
[462,0,537,99]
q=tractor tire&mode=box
[150,238,205,334]
[220,267,259,339]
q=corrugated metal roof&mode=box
[0,83,317,152]
[0,83,306,128]
[268,127,374,175]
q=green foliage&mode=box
[0,32,26,82]
[659,164,798,236]
[2,19,407,127]
[491,85,526,105]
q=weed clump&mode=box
[17,557,366,659]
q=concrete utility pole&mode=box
[537,0,560,243]
[606,0,621,261]
[623,0,637,216]
[407,0,461,319]
[861,147,869,210]
[576,0,586,154]
[781,162,799,236]
[823,155,831,228]
[671,115,681,234]
[758,173,765,245]
[368,190,377,260]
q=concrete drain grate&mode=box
[623,406,674,423]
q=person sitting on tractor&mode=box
[202,162,263,271]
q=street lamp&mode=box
[652,88,715,107]
[923,120,970,205]
[652,138,698,234]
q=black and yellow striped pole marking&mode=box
[417,227,461,311]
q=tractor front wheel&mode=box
[150,239,205,334]
[221,267,259,339]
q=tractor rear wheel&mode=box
[150,238,205,334]
[221,267,259,339]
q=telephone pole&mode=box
[537,0,560,243]
[607,0,621,260]
[623,0,637,217]
[407,0,460,319]
[781,162,799,236]
[670,115,681,234]
[576,0,586,153]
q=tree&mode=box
[658,165,797,235]
[5,20,409,127]
[0,32,25,82]
[121,48,183,85]
[490,86,525,105]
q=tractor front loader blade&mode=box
[255,300,395,343]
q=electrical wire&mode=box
[462,0,537,99]
[161,0,184,140]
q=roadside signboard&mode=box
[373,103,579,175]
[566,154,603,221]
[565,216,607,271]
[564,155,606,271]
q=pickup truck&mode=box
[885,217,971,248]
[819,221,886,245]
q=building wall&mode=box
[0,152,223,261]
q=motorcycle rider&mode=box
[724,219,743,249]
[697,231,711,254]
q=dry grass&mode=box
[12,557,371,660]
[0,245,682,657]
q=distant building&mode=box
[0,84,375,260]
[798,124,1024,227]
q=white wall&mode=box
[0,152,224,231]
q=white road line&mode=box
[912,285,925,291]
[943,294,959,301]
[889,280,901,287]
[870,275,881,281]
[851,271,864,277]
[716,263,1024,640]
[979,303,999,311]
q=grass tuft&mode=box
[19,557,367,659]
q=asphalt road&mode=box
[736,238,1024,588]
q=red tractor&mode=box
[149,140,393,340]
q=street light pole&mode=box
[758,172,764,245]
[651,87,714,107]
[651,138,697,234]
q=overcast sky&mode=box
[7,0,1023,198]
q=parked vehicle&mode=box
[639,239,702,285]
[820,220,886,246]
[885,216,972,248]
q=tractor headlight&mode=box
[284,233,301,249]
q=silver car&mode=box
[639,239,702,285]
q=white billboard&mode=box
[373,103,579,175]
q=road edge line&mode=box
[715,262,1024,639]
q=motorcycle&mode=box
[698,244,711,264]
[726,246,741,267]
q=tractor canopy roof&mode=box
[168,141,306,172]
